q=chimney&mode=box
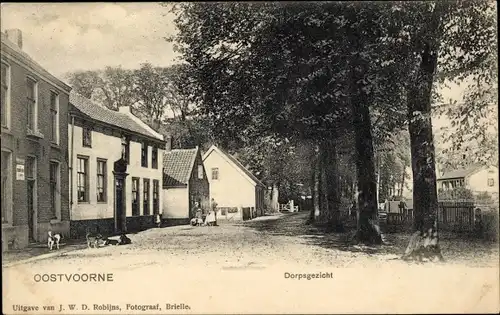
[118,106,131,114]
[5,29,23,50]
[165,135,172,152]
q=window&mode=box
[488,178,494,187]
[50,91,59,144]
[26,77,37,130]
[49,162,60,219]
[77,156,89,202]
[198,165,204,179]
[1,150,12,223]
[141,142,148,167]
[143,179,150,215]
[153,180,159,215]
[152,146,158,169]
[82,127,92,147]
[121,136,130,164]
[97,159,107,202]
[25,156,35,180]
[211,168,219,180]
[1,62,10,128]
[132,177,140,216]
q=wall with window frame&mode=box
[1,51,70,248]
[69,121,164,222]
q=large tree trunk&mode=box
[271,182,279,213]
[326,140,343,232]
[319,143,329,223]
[351,89,382,244]
[312,145,321,221]
[399,171,406,197]
[376,153,382,204]
[403,51,444,261]
[402,2,448,262]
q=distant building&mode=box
[2,29,72,250]
[437,165,498,196]
[68,92,165,238]
[162,147,209,225]
[202,145,265,220]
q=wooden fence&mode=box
[382,201,477,232]
[437,200,476,232]
[386,211,413,226]
[331,201,481,233]
[279,203,299,212]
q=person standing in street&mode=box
[211,198,218,226]
[398,198,408,216]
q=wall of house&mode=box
[203,151,256,209]
[188,152,210,214]
[162,187,188,219]
[2,51,70,250]
[70,124,164,228]
[468,167,499,194]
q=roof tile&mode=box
[439,165,483,180]
[69,91,161,140]
[163,148,198,187]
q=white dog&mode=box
[47,231,61,250]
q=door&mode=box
[115,178,125,232]
[27,180,35,242]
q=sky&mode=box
[0,3,179,78]
[1,3,466,100]
[0,2,479,129]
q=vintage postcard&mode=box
[1,2,499,314]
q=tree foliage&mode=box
[133,63,171,128]
[168,1,496,249]
[65,66,137,110]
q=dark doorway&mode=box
[113,157,128,233]
[27,180,35,242]
[115,178,125,232]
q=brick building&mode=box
[1,29,72,250]
[68,92,166,238]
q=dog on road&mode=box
[103,238,119,246]
[190,217,204,226]
[47,231,61,250]
[86,230,103,249]
[119,234,132,245]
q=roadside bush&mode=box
[481,211,499,242]
[438,187,475,200]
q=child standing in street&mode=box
[211,198,218,226]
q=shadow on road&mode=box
[243,212,399,255]
[244,211,499,265]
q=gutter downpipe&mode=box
[69,114,75,221]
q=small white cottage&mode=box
[202,145,265,220]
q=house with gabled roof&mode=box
[437,165,498,196]
[68,91,166,238]
[202,145,266,220]
[2,29,72,250]
[162,146,209,225]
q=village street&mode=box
[3,212,499,314]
